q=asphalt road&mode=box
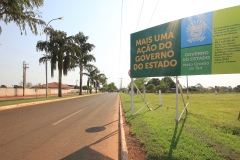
[0,93,119,160]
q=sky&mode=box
[1,0,240,89]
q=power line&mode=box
[122,0,159,79]
[0,64,44,73]
[135,0,145,31]
[118,0,123,78]
[0,64,19,70]
[0,44,41,59]
[121,0,146,79]
[147,0,159,28]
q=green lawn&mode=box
[120,92,240,160]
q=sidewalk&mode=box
[0,95,59,102]
[0,92,87,102]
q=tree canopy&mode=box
[0,84,7,88]
[0,0,46,35]
[130,77,176,93]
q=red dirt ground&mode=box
[122,109,147,160]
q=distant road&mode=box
[0,93,119,160]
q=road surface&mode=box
[0,93,119,160]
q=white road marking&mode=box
[53,107,87,125]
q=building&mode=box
[34,82,74,89]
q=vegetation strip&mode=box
[120,93,240,159]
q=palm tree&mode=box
[73,32,95,95]
[93,72,106,93]
[84,67,102,94]
[36,27,75,97]
[108,82,117,92]
[97,73,107,93]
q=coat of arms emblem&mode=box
[187,20,207,43]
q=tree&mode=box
[134,78,148,92]
[101,84,108,92]
[19,81,23,87]
[14,85,22,88]
[195,83,204,92]
[228,86,232,92]
[233,85,240,92]
[36,28,75,97]
[146,84,155,93]
[147,78,160,86]
[188,86,198,92]
[26,82,32,88]
[82,85,88,90]
[108,82,117,92]
[73,32,95,95]
[0,0,46,35]
[84,68,107,94]
[161,77,176,88]
[158,80,169,93]
[0,85,7,88]
[92,71,105,93]
[98,73,107,92]
[84,67,99,94]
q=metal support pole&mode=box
[45,54,48,97]
[23,61,25,96]
[159,90,162,106]
[144,89,146,101]
[176,76,179,121]
[131,78,134,115]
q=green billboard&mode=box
[130,5,240,78]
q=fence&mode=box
[0,88,79,97]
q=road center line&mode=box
[53,107,87,125]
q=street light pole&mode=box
[45,17,64,98]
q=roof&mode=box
[35,82,73,89]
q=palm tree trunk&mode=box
[58,69,62,97]
[58,56,63,97]
[87,78,89,94]
[79,65,83,95]
[96,81,98,93]
[90,81,92,94]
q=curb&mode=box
[0,94,97,111]
[119,97,128,160]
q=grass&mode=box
[0,92,99,107]
[120,92,240,160]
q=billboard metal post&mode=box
[144,90,146,101]
[131,78,134,115]
[159,90,162,106]
[176,76,179,121]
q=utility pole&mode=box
[22,61,29,96]
[119,78,122,91]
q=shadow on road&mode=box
[61,146,113,160]
[61,130,118,160]
[85,120,118,133]
[85,126,106,133]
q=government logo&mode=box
[186,20,207,43]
